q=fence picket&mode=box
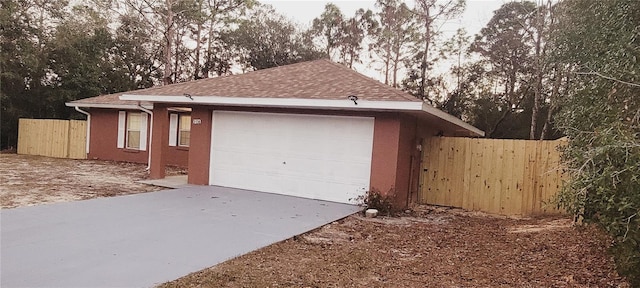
[420,137,566,216]
[17,119,87,159]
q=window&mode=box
[117,111,147,150]
[178,115,191,147]
[126,113,142,149]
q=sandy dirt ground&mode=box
[0,154,183,209]
[161,207,629,288]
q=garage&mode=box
[209,111,375,203]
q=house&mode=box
[66,59,483,207]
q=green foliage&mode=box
[310,3,345,58]
[466,1,537,138]
[370,0,419,87]
[553,0,640,284]
[310,4,377,68]
[228,4,325,71]
[402,0,466,101]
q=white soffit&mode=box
[119,94,422,111]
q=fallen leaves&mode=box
[161,210,629,288]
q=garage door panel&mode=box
[213,154,371,187]
[210,111,374,204]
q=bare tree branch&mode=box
[575,70,640,88]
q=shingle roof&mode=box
[69,59,421,106]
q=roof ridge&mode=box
[322,60,420,102]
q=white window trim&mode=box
[169,113,178,147]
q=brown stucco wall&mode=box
[87,108,188,168]
[187,107,212,185]
[394,114,418,208]
[166,147,189,167]
[369,114,444,208]
[149,105,169,179]
[369,114,401,198]
[87,108,149,164]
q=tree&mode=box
[437,28,472,118]
[524,0,566,140]
[48,5,116,109]
[553,0,640,284]
[112,13,161,90]
[468,1,536,137]
[195,0,252,78]
[121,0,191,85]
[310,3,344,60]
[0,0,67,149]
[370,0,419,87]
[228,4,325,70]
[338,8,377,68]
[310,4,376,68]
[409,0,465,101]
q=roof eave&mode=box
[420,103,485,137]
[117,94,484,137]
[119,94,423,111]
[65,102,154,110]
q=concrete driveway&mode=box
[1,186,361,287]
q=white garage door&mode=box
[209,111,374,204]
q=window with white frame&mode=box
[178,114,191,147]
[117,111,147,151]
[169,113,191,147]
[126,112,141,149]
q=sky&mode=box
[261,0,507,81]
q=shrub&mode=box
[356,188,397,216]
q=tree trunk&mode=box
[174,26,181,83]
[456,35,462,92]
[193,1,203,80]
[392,47,400,88]
[384,58,390,85]
[163,0,174,85]
[488,106,511,138]
[419,12,431,101]
[194,22,202,79]
[540,65,563,140]
[530,57,542,139]
[529,6,545,140]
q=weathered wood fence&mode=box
[419,137,567,216]
[17,119,87,159]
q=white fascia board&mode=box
[65,102,154,110]
[119,95,424,111]
[421,103,485,137]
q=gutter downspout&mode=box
[137,104,153,171]
[74,106,91,155]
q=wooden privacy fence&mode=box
[17,119,87,159]
[419,137,567,216]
